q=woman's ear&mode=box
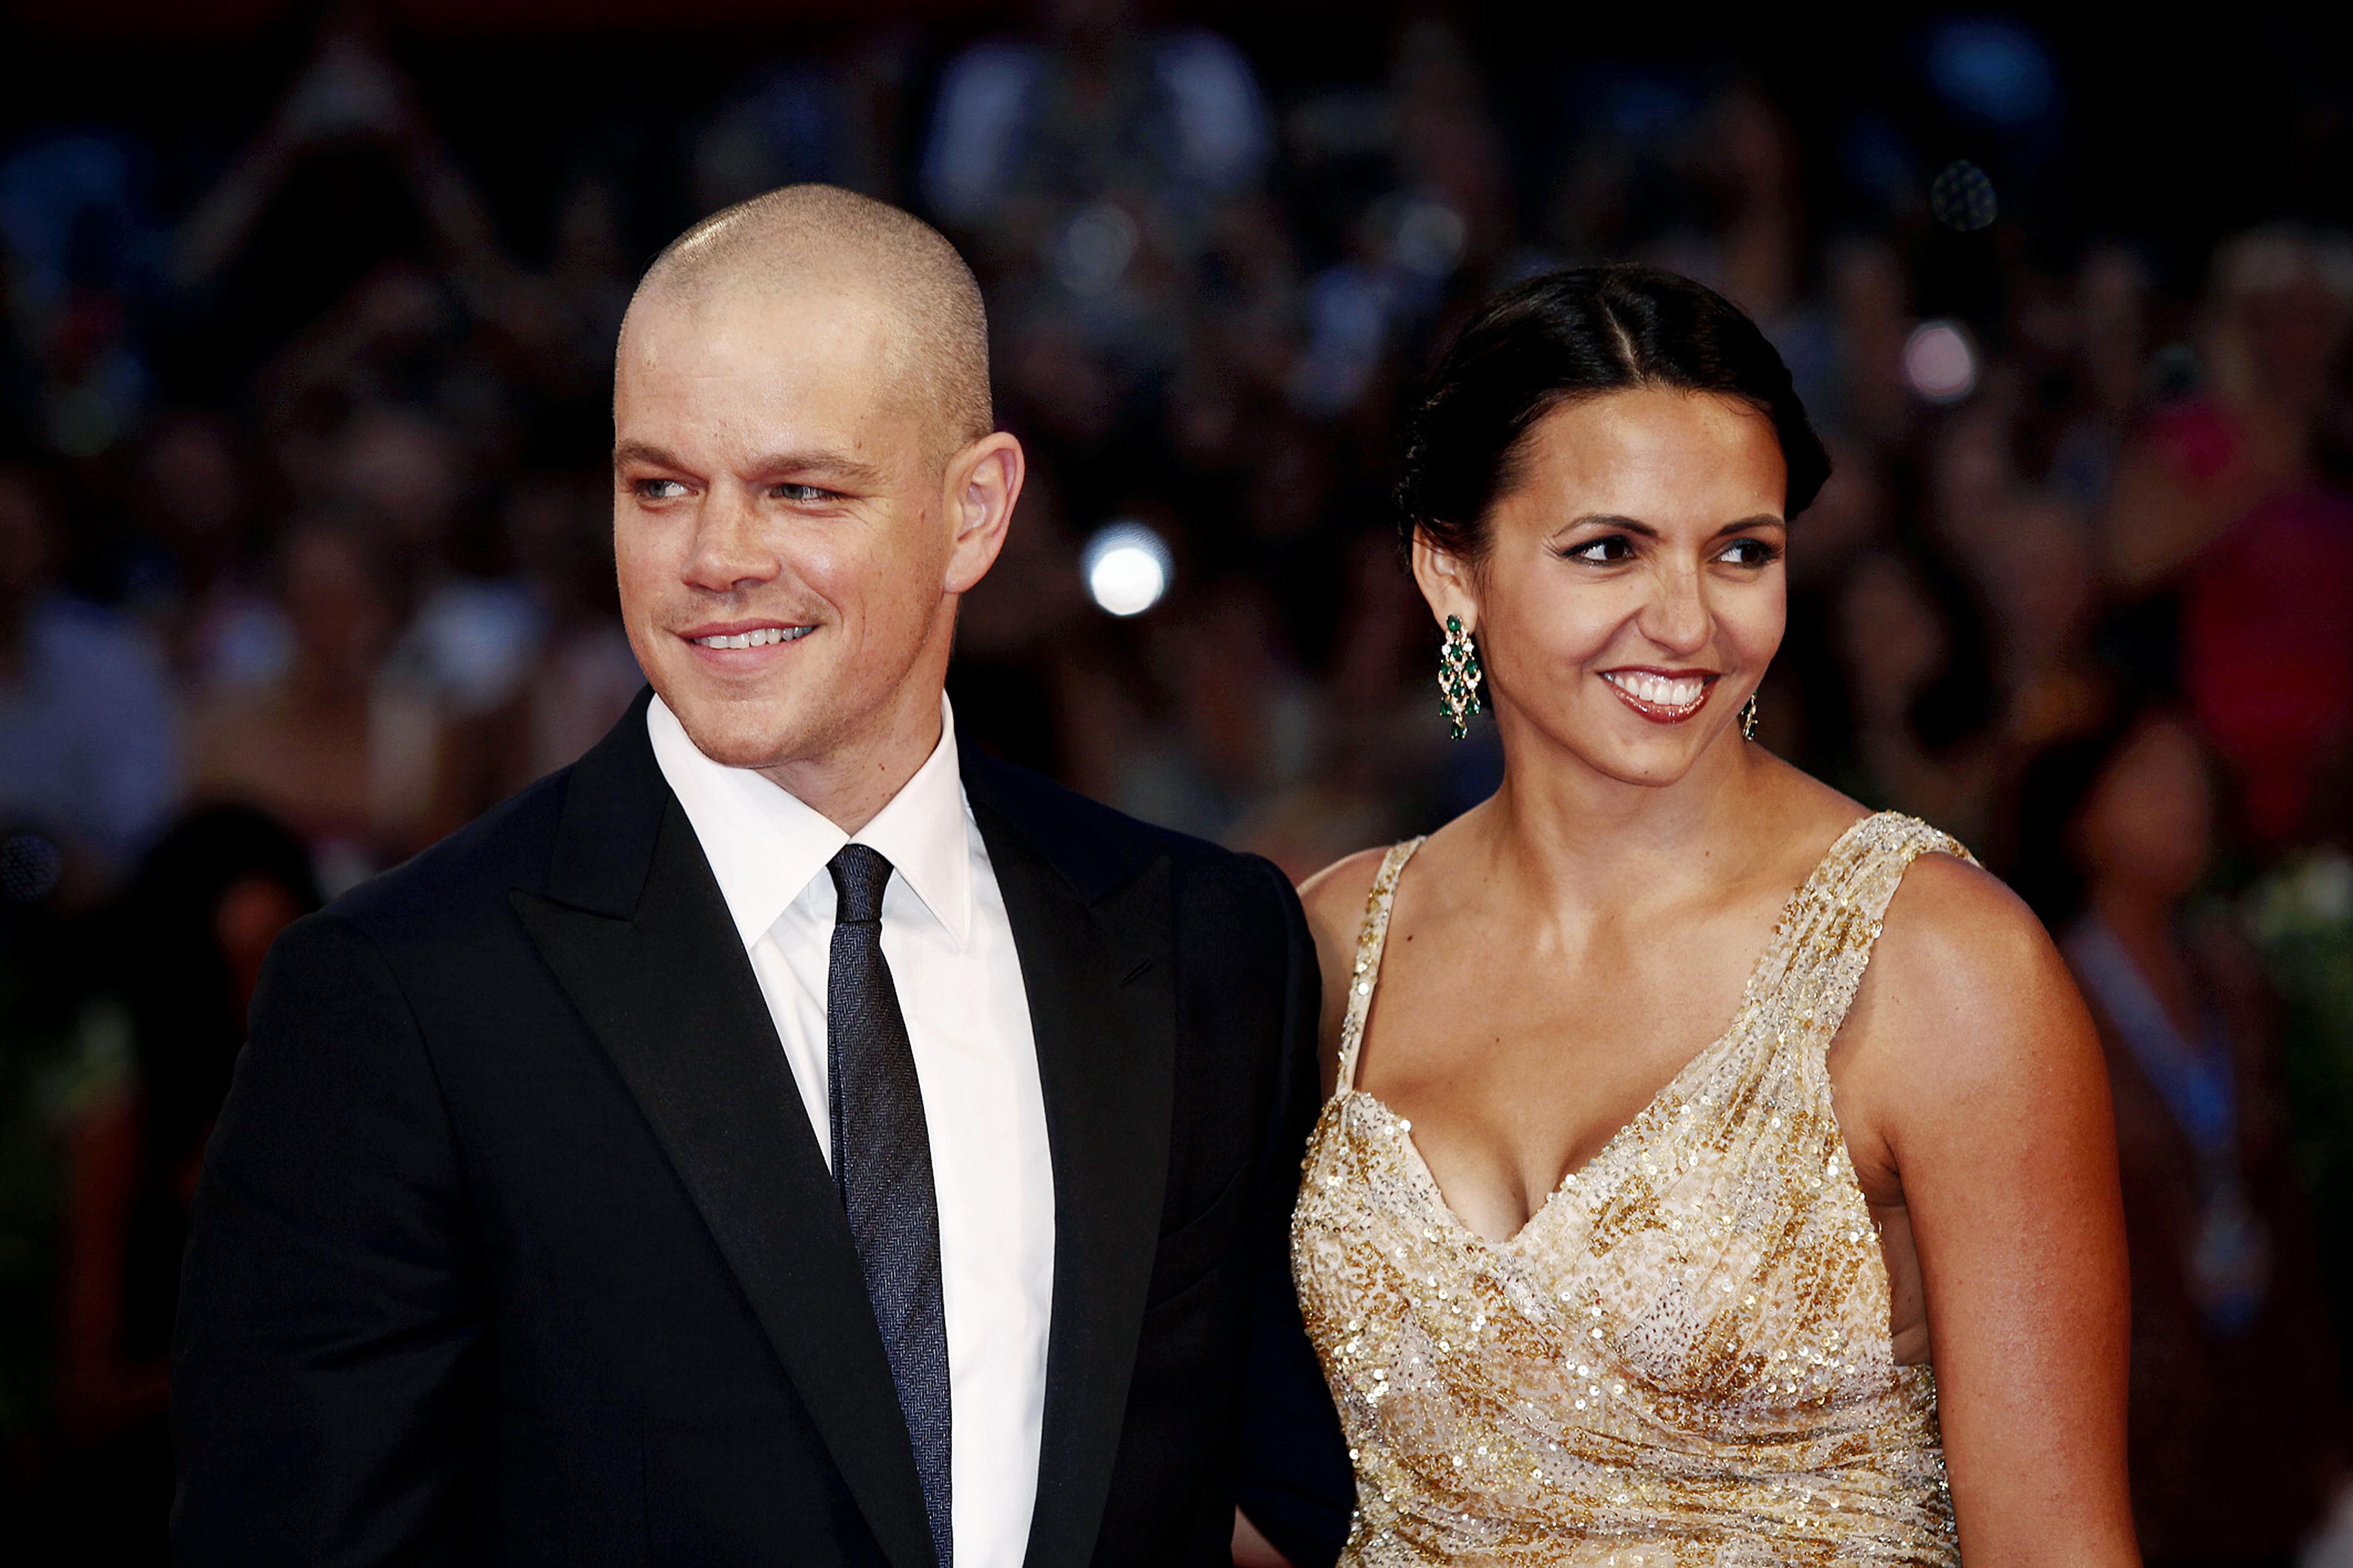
[1409,528,1480,633]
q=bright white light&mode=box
[1904,320,1979,404]
[1083,521,1173,617]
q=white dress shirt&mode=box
[648,694,1054,1568]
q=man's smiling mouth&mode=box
[684,624,816,650]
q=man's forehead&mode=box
[623,273,911,370]
[615,290,935,464]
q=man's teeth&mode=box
[694,626,811,650]
[1605,671,1708,709]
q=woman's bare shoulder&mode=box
[1877,850,2059,1001]
[1297,845,1394,945]
[1849,847,2099,1108]
[1296,845,1403,1089]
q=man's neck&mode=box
[755,686,947,836]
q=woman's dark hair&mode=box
[1399,263,1831,560]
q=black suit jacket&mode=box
[172,691,1352,1567]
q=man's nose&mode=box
[682,487,780,593]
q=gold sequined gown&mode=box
[1292,813,1969,1566]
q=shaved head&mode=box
[611,182,1026,826]
[625,184,993,454]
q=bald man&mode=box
[173,186,1352,1568]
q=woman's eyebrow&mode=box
[1554,513,1658,539]
[1550,512,1788,542]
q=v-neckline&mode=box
[1345,811,1875,1252]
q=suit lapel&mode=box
[511,701,934,1568]
[968,776,1176,1568]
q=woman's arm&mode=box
[1839,854,2138,1564]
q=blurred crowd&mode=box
[4,4,2352,1561]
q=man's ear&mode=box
[1409,527,1480,635]
[943,431,1024,595]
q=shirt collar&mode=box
[645,692,973,952]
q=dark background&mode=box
[3,2,2351,1561]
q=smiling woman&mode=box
[1289,266,2138,1566]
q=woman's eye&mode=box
[1717,538,1783,567]
[632,478,687,502]
[1566,535,1635,564]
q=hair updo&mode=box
[1398,263,1830,562]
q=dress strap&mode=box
[1336,837,1425,1094]
[1772,812,1977,1050]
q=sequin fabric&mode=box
[1292,813,1971,1566]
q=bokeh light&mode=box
[1930,160,1999,232]
[1902,320,1979,403]
[1052,201,1140,295]
[1923,18,2058,127]
[1083,521,1174,617]
[0,831,64,905]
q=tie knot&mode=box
[828,843,894,925]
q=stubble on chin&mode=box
[666,681,836,773]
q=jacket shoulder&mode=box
[961,748,1292,915]
[961,747,1248,874]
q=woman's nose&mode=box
[1637,564,1713,653]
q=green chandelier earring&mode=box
[1439,615,1483,740]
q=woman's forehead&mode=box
[1504,388,1787,526]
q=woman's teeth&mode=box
[1603,671,1708,709]
[693,626,811,650]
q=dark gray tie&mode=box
[826,844,952,1568]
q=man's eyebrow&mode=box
[744,451,887,487]
[611,439,682,471]
[611,442,887,489]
